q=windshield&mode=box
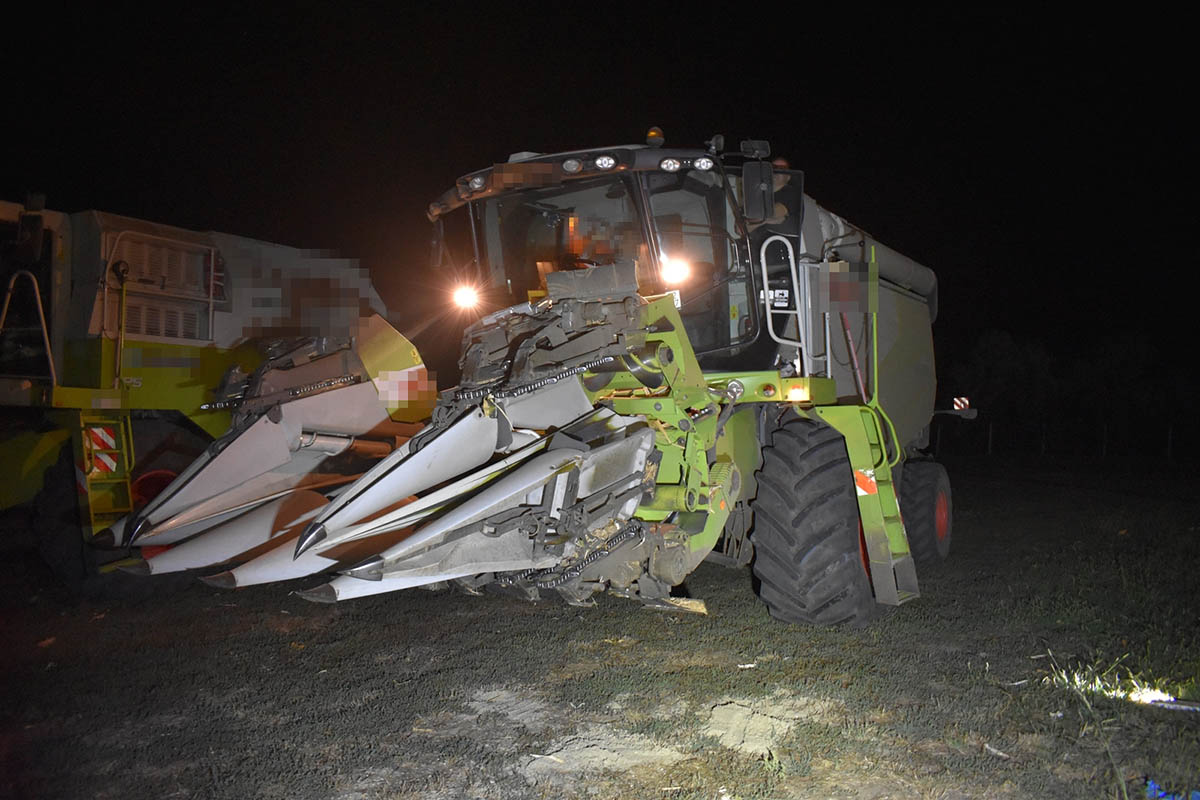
[475,175,648,302]
[643,168,754,353]
[451,165,757,356]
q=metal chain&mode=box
[533,521,644,589]
[455,356,616,402]
[288,374,360,397]
[200,373,360,411]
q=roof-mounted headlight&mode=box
[659,158,681,172]
[562,158,583,174]
[694,156,714,171]
[594,154,616,170]
[467,175,486,190]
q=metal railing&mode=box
[0,269,58,386]
[757,234,829,377]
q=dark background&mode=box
[3,6,1188,451]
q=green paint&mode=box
[583,244,920,603]
[812,404,917,605]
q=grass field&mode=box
[1,455,1197,799]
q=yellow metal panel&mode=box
[353,314,434,423]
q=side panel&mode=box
[826,282,935,450]
[60,336,241,436]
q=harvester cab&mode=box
[430,141,756,361]
[94,134,951,628]
[428,137,937,452]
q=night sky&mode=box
[4,8,1184,386]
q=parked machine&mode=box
[0,197,432,582]
[40,132,952,626]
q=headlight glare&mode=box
[452,286,480,309]
[660,257,691,285]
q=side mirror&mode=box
[741,161,774,222]
[429,219,445,270]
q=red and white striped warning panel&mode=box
[854,468,878,497]
[952,396,970,410]
[88,426,117,450]
[92,452,118,473]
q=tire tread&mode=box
[750,415,876,626]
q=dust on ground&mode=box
[1,455,1198,799]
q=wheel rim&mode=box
[131,469,177,507]
[934,490,949,543]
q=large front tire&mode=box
[35,445,96,590]
[750,416,876,626]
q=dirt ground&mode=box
[1,456,1198,800]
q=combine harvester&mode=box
[102,132,951,625]
[0,197,432,583]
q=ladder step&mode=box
[892,554,919,599]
